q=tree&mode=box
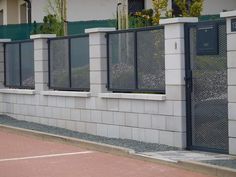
[174,0,203,17]
[152,0,172,25]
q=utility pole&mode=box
[117,0,128,30]
[63,0,67,35]
[60,0,67,35]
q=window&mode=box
[20,3,27,23]
[4,41,35,89]
[0,10,3,25]
[128,0,145,14]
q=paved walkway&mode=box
[0,128,215,177]
[138,151,233,163]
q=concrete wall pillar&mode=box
[85,28,115,95]
[160,18,198,148]
[0,39,11,88]
[30,34,56,93]
[221,10,236,155]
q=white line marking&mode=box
[0,151,94,162]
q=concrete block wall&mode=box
[0,18,197,149]
[221,11,236,155]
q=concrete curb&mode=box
[1,124,236,177]
[0,124,135,156]
[178,160,236,177]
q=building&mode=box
[1,0,236,25]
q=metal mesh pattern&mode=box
[189,23,228,152]
[5,43,20,87]
[49,35,90,91]
[21,42,35,87]
[108,32,135,90]
[5,41,34,89]
[50,39,70,88]
[108,27,165,93]
[70,37,90,90]
[137,29,165,91]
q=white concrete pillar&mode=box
[85,28,115,95]
[0,39,11,88]
[30,34,56,93]
[221,10,236,155]
[160,18,198,148]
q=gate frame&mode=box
[184,20,229,154]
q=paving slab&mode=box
[138,151,234,163]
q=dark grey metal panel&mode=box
[231,18,236,32]
[196,23,218,55]
[137,29,165,91]
[107,27,165,93]
[187,22,228,153]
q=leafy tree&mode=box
[174,0,203,17]
[40,15,64,36]
[152,0,172,25]
[129,0,172,28]
[33,0,67,36]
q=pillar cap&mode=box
[220,10,236,18]
[30,34,56,39]
[160,17,198,25]
[85,28,116,34]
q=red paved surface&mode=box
[0,128,214,177]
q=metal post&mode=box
[117,3,122,30]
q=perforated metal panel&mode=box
[4,40,34,89]
[137,29,165,91]
[107,27,165,93]
[48,35,90,91]
[186,21,228,153]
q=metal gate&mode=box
[185,20,228,153]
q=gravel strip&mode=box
[201,159,236,170]
[0,115,179,153]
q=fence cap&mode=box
[220,10,236,18]
[85,28,116,34]
[160,17,198,25]
[0,39,11,43]
[30,34,56,39]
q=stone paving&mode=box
[138,151,233,163]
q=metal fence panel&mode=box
[49,39,70,89]
[4,41,34,89]
[49,35,90,91]
[107,26,165,93]
[108,32,136,90]
[186,21,228,153]
[137,29,165,91]
[70,37,90,89]
[21,42,34,87]
[5,43,20,87]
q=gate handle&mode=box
[185,70,193,92]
